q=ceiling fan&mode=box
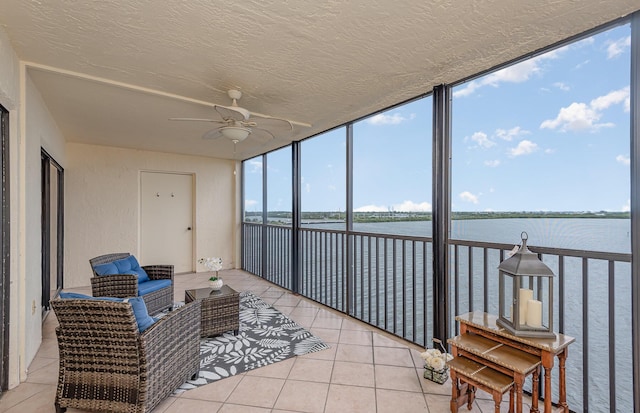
[169,89,294,144]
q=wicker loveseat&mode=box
[51,297,201,413]
[90,252,174,316]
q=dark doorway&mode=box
[41,150,63,316]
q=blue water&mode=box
[350,217,631,253]
[304,217,632,412]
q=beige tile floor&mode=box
[0,269,557,413]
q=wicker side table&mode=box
[185,285,240,337]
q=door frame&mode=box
[0,104,9,393]
[41,149,64,315]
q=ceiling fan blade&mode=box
[214,105,249,122]
[169,117,227,124]
[250,127,276,142]
[249,116,293,132]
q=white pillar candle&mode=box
[518,288,533,325]
[527,299,543,328]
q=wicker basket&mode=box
[423,364,449,384]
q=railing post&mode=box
[292,142,302,294]
[432,84,452,345]
[240,162,245,270]
[346,123,354,315]
[630,10,640,413]
[261,153,268,279]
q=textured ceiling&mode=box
[1,1,638,160]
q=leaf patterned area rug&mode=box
[177,291,330,391]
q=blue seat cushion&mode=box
[137,279,171,296]
[58,292,156,333]
[109,255,151,284]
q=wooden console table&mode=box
[451,312,575,413]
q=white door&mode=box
[140,172,193,273]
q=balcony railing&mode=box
[242,222,632,412]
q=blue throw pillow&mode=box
[128,256,150,283]
[93,262,119,276]
[58,291,155,333]
[132,267,150,283]
[124,297,155,332]
[113,257,133,273]
[111,256,150,284]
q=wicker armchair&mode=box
[51,298,201,413]
[90,252,174,315]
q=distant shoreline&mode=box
[245,211,630,224]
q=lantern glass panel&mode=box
[535,276,550,329]
[501,272,513,322]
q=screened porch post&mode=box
[432,84,452,344]
[630,10,640,413]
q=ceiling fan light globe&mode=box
[220,126,251,142]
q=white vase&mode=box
[209,278,223,290]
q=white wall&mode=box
[65,143,238,288]
[23,74,67,367]
[0,25,68,388]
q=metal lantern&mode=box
[497,232,555,338]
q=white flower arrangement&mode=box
[198,257,223,273]
[420,338,453,373]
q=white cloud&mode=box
[469,131,495,148]
[495,126,529,141]
[393,200,432,212]
[575,59,590,70]
[244,199,258,208]
[459,191,479,204]
[540,87,629,132]
[305,183,311,193]
[354,204,388,212]
[454,52,559,97]
[367,112,416,125]
[248,159,262,173]
[484,160,500,167]
[622,199,630,212]
[508,140,538,157]
[540,102,600,131]
[607,36,631,59]
[554,82,570,91]
[328,184,336,191]
[575,37,595,47]
[616,155,630,166]
[591,87,630,111]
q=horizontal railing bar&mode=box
[450,238,631,262]
[252,222,633,263]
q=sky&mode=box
[245,23,631,214]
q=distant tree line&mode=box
[244,210,630,224]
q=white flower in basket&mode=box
[420,338,453,384]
